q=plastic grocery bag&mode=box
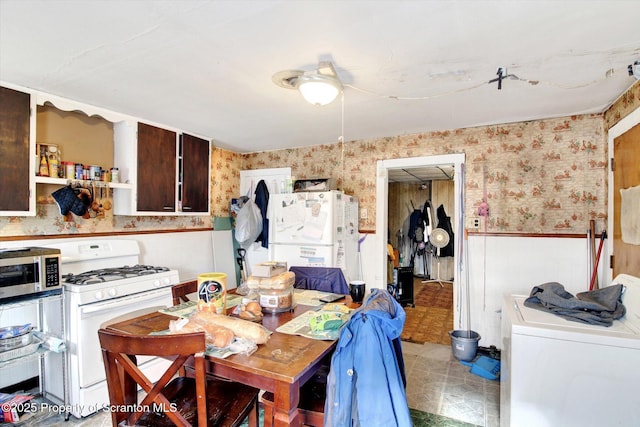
[234,199,263,247]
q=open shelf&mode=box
[35,176,132,189]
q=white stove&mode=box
[63,265,178,306]
[42,239,179,418]
[56,240,179,302]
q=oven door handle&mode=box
[80,289,170,315]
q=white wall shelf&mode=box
[35,176,132,190]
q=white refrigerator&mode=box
[269,190,359,282]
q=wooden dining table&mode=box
[105,296,356,427]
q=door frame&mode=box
[607,106,640,282]
[376,153,466,329]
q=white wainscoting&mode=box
[466,234,600,347]
[359,232,603,348]
[0,230,216,283]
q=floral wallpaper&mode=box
[0,191,214,238]
[1,81,638,238]
[242,114,608,234]
[210,146,243,218]
[604,80,640,129]
[241,81,639,235]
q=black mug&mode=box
[349,281,366,303]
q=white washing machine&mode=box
[501,274,640,427]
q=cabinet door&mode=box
[0,86,31,212]
[136,122,176,212]
[181,133,210,213]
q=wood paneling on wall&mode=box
[388,182,430,241]
[387,179,454,281]
[431,180,455,281]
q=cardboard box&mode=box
[293,178,336,192]
[252,261,288,278]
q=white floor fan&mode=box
[422,228,452,287]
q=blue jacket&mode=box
[324,289,411,427]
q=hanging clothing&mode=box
[436,204,455,257]
[253,180,269,248]
[408,208,423,242]
[324,289,411,427]
[422,200,433,232]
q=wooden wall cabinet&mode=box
[113,123,211,215]
[136,122,177,212]
[0,82,211,217]
[180,133,210,213]
[0,85,36,215]
[0,83,135,216]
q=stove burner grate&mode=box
[64,265,170,285]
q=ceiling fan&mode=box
[272,61,343,106]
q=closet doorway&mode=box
[376,154,466,344]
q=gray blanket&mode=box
[523,282,626,326]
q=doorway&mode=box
[607,105,640,282]
[376,153,466,340]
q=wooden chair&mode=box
[98,328,259,427]
[172,279,198,305]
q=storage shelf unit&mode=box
[0,291,68,411]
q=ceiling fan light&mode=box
[296,74,342,106]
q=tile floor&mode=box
[403,340,501,427]
[5,406,111,426]
[14,342,500,427]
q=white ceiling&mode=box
[388,166,455,183]
[1,1,639,154]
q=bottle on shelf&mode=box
[38,151,49,177]
[63,162,75,180]
[48,146,60,178]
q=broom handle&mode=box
[589,231,607,291]
[589,220,597,290]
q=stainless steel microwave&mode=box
[0,247,62,302]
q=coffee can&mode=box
[197,272,227,314]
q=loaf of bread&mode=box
[238,301,264,321]
[208,325,235,348]
[238,310,262,321]
[170,318,234,348]
[246,276,261,289]
[245,301,262,313]
[189,311,271,344]
[246,271,295,290]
